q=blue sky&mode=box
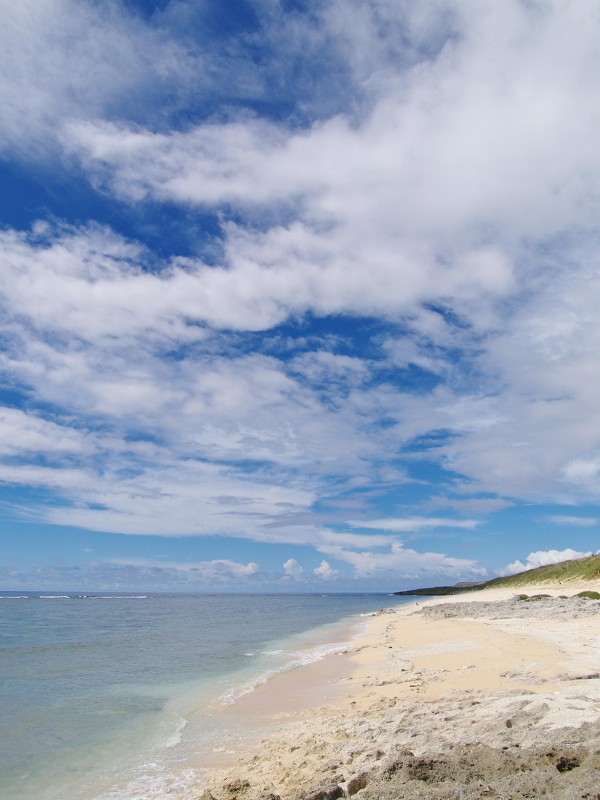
[1,0,600,592]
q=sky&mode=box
[1,0,600,593]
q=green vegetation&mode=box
[488,554,600,587]
[394,553,600,597]
[518,594,553,601]
[393,584,485,596]
[576,590,600,600]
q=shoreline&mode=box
[192,582,600,800]
[180,613,377,773]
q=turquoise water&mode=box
[0,593,413,800]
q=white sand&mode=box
[188,582,600,799]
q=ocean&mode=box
[0,592,414,800]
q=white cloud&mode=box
[0,453,317,540]
[3,0,600,585]
[29,0,600,513]
[283,559,303,576]
[63,1,600,289]
[349,517,479,532]
[290,352,370,387]
[435,248,600,500]
[63,117,519,331]
[3,211,600,550]
[111,558,259,578]
[0,463,100,492]
[0,558,259,591]
[67,0,600,244]
[319,541,485,580]
[0,0,193,155]
[547,516,598,528]
[313,560,338,580]
[0,226,390,476]
[0,225,214,342]
[0,407,89,456]
[562,458,600,486]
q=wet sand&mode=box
[191,583,600,799]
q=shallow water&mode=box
[0,593,413,800]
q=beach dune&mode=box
[196,583,600,800]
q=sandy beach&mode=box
[196,583,600,800]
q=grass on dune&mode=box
[488,553,600,587]
[395,553,600,596]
